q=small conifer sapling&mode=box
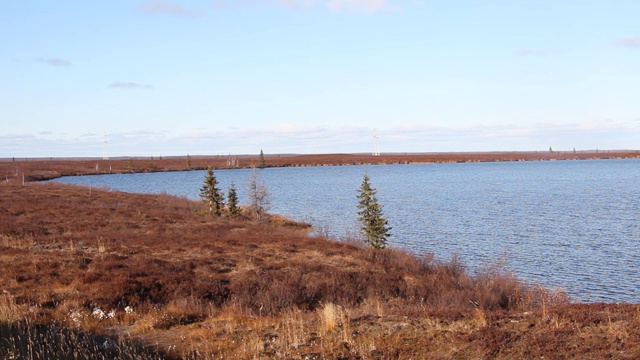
[227,182,241,216]
[259,150,266,168]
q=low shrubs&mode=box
[0,182,570,358]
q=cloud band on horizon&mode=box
[3,120,638,158]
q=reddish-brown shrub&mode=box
[0,182,562,321]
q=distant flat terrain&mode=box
[2,150,639,183]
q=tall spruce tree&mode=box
[227,181,241,217]
[357,173,391,249]
[200,166,224,216]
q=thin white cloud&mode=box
[381,121,640,152]
[272,0,319,9]
[180,124,371,154]
[34,57,71,67]
[514,49,535,57]
[140,1,205,17]
[514,48,551,57]
[326,0,389,12]
[212,0,318,11]
[107,82,153,89]
[211,0,408,12]
[116,130,169,138]
[613,37,640,49]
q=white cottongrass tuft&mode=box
[92,308,106,320]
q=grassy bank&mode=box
[1,182,639,358]
[2,150,639,182]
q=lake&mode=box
[52,159,640,303]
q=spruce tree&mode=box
[357,173,391,249]
[200,166,224,216]
[227,182,241,217]
[259,150,266,168]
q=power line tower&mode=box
[372,128,380,156]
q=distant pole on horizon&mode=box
[373,129,380,156]
[103,133,109,160]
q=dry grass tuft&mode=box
[319,302,338,332]
[473,307,487,328]
[282,308,308,349]
[0,294,23,322]
[97,239,106,253]
[1,233,34,249]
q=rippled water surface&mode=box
[53,159,640,303]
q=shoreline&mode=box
[0,171,640,359]
[1,175,639,357]
[2,150,639,183]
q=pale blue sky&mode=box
[1,0,639,157]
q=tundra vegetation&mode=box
[1,161,640,358]
[2,151,639,183]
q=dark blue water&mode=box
[52,159,640,303]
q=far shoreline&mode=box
[2,150,639,183]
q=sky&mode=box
[1,0,639,157]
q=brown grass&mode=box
[0,321,170,359]
[1,181,638,358]
[318,302,339,332]
[0,294,23,322]
[2,150,639,183]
